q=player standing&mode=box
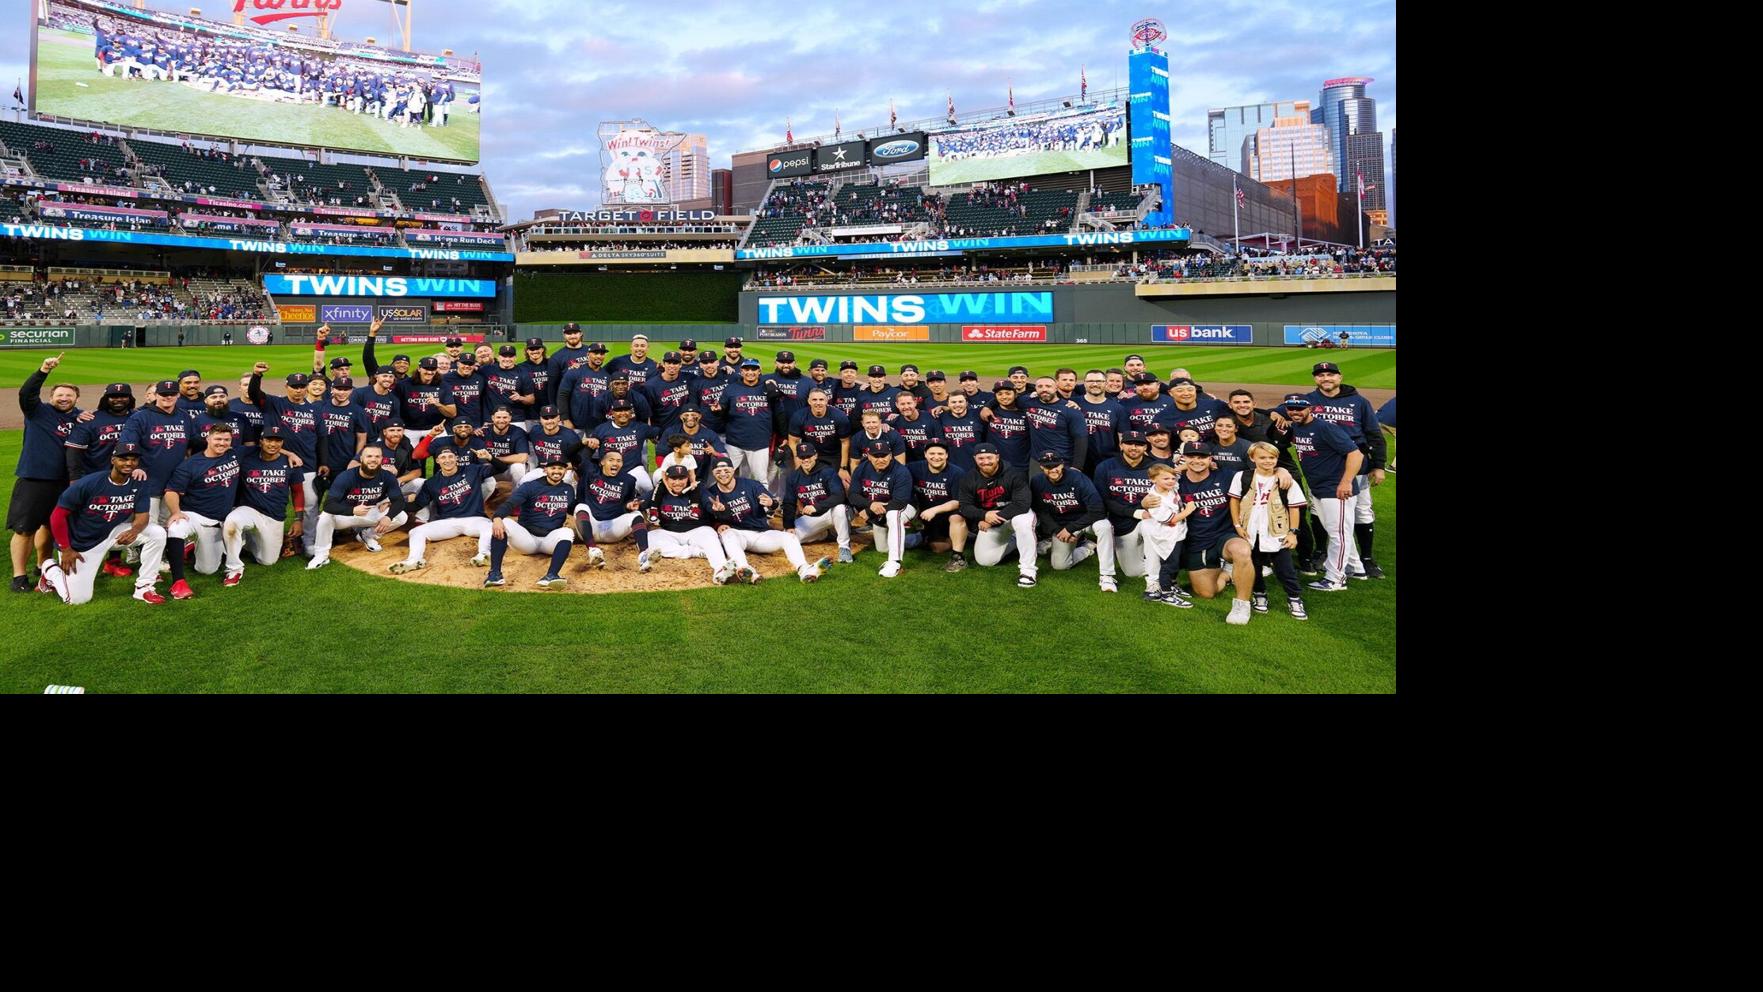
[162,423,241,599]
[11,353,82,591]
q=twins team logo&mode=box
[147,423,187,452]
[801,420,839,445]
[86,495,137,523]
[343,485,384,507]
[246,467,289,494]
[323,408,357,434]
[972,480,1008,510]
[484,430,523,457]
[436,478,475,508]
[56,420,75,441]
[586,477,626,508]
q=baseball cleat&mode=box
[306,556,330,570]
[102,559,135,578]
[588,547,606,569]
[943,554,967,573]
[1159,591,1193,608]
[1298,557,1321,576]
[878,560,901,578]
[1036,538,1053,557]
[1017,574,1037,588]
[223,571,242,587]
[1359,560,1385,579]
[471,552,491,568]
[483,572,506,587]
[747,567,765,585]
[638,550,652,573]
[536,573,567,588]
[1099,576,1118,593]
[169,579,195,600]
[734,566,757,585]
[1289,599,1309,620]
[387,559,426,574]
[837,546,853,564]
[37,573,53,594]
[1306,579,1347,592]
[1346,570,1370,581]
[799,557,830,583]
[712,562,736,585]
[361,534,383,553]
[10,575,30,593]
[1251,592,1269,613]
[133,586,166,605]
[1226,599,1252,625]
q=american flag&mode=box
[1080,66,1087,102]
[786,118,793,144]
[1234,181,1246,209]
[834,113,841,139]
[890,99,897,129]
[1358,171,1375,194]
[947,94,956,124]
[1008,85,1015,114]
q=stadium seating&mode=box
[824,182,941,227]
[744,214,811,247]
[0,121,131,184]
[372,167,492,213]
[0,195,25,222]
[255,153,377,206]
[1089,190,1144,214]
[943,186,1079,237]
[128,139,264,200]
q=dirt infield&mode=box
[0,381,1394,430]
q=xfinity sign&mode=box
[263,275,497,298]
[756,292,1052,325]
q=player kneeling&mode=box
[782,442,852,564]
[643,464,736,584]
[40,444,168,605]
[391,447,496,573]
[847,439,915,578]
[222,426,306,586]
[486,456,577,589]
[571,450,653,572]
[162,423,242,599]
[702,456,826,584]
[308,443,409,569]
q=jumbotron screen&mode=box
[928,107,1128,185]
[30,0,482,163]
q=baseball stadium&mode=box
[2,3,1396,694]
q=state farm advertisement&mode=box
[392,334,487,344]
[962,325,1048,342]
[434,301,486,313]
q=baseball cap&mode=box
[739,358,761,369]
[153,379,179,396]
[1180,442,1212,457]
[331,376,354,390]
[926,370,947,381]
[1312,361,1341,375]
[587,342,609,353]
[1119,430,1148,445]
[992,380,1015,392]
[662,351,683,363]
[444,336,464,347]
[609,399,634,412]
[677,402,702,414]
[1167,376,1196,389]
[112,442,143,458]
[456,352,477,365]
[794,441,818,458]
[563,321,582,332]
[538,405,561,418]
[809,358,828,370]
[374,366,396,377]
[1008,365,1029,376]
[724,336,743,348]
[971,442,1001,456]
[203,385,227,397]
[392,353,412,363]
[258,426,286,439]
[380,419,405,430]
[1037,451,1065,467]
[708,456,734,471]
[1145,424,1171,436]
[542,453,570,467]
[525,337,546,349]
[418,357,438,371]
[630,333,649,343]
[102,382,133,398]
[699,350,719,363]
[609,372,630,382]
[867,364,887,376]
[1124,353,1146,363]
[663,464,690,479]
[679,339,698,351]
[1281,393,1312,409]
[290,373,315,388]
[177,369,201,381]
[922,439,948,453]
[776,350,795,362]
[864,440,892,457]
[900,364,919,374]
[1132,371,1159,384]
[499,345,517,357]
[959,370,979,381]
[840,360,859,371]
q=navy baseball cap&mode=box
[525,337,545,349]
[331,376,354,389]
[380,419,405,429]
[587,342,609,353]
[679,339,698,351]
[677,402,702,414]
[112,442,143,458]
[922,439,949,453]
[663,351,683,363]
[971,442,1001,456]
[900,364,919,374]
[499,345,517,357]
[864,440,892,457]
[153,379,179,396]
[1145,424,1171,436]
[840,360,859,371]
[808,358,828,370]
[541,454,570,467]
[456,352,477,365]
[699,350,719,363]
[392,354,412,363]
[724,336,743,348]
[992,380,1014,392]
[959,370,979,381]
[739,358,761,369]
[1282,393,1312,409]
[1037,451,1065,467]
[609,372,630,382]
[203,385,227,397]
[538,405,561,418]
[329,356,353,368]
[563,322,582,332]
[609,399,634,412]
[258,426,286,439]
[664,464,690,479]
[1008,365,1029,376]
[776,350,795,362]
[794,441,818,458]
[418,357,438,370]
[1119,430,1148,445]
[374,366,396,377]
[177,369,201,381]
[103,382,133,397]
[444,336,464,347]
[1168,377,1196,389]
[1181,442,1212,457]
[291,373,316,388]
[1313,362,1341,375]
[708,456,734,470]
[926,370,946,381]
[1132,372,1159,384]
[867,364,886,376]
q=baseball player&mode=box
[228,373,264,446]
[762,350,812,437]
[390,447,495,573]
[1208,414,1252,482]
[247,364,324,551]
[162,422,242,599]
[174,369,207,421]
[12,353,82,592]
[415,422,494,502]
[848,438,917,578]
[643,464,736,585]
[62,381,135,578]
[485,457,577,589]
[677,338,700,368]
[701,456,826,584]
[979,380,1030,472]
[886,391,943,463]
[908,439,969,572]
[606,334,658,388]
[854,364,900,425]
[41,443,167,605]
[442,352,491,428]
[223,425,303,586]
[847,410,906,474]
[921,370,953,417]
[1076,370,1127,475]
[1006,365,1032,397]
[1166,378,1233,442]
[571,449,653,572]
[525,406,585,484]
[1305,361,1387,579]
[602,373,652,428]
[672,404,727,464]
[718,359,778,486]
[787,389,852,481]
[956,370,994,411]
[1282,394,1365,592]
[359,419,424,498]
[693,351,732,434]
[584,399,657,497]
[554,339,608,422]
[782,441,852,564]
[829,361,865,420]
[191,385,252,449]
[1029,450,1108,582]
[516,337,552,427]
[395,357,458,434]
[308,443,410,570]
[935,391,986,473]
[117,379,191,567]
[956,442,1038,588]
[896,365,934,411]
[643,351,696,450]
[718,336,746,375]
[1152,441,1260,624]
[1120,372,1177,433]
[314,375,367,494]
[1023,377,1088,477]
[481,407,531,489]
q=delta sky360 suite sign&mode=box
[31,0,483,162]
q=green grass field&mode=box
[0,344,1396,393]
[34,28,480,162]
[928,148,1131,186]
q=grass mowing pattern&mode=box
[34,29,480,162]
[0,425,1394,693]
[0,345,1395,392]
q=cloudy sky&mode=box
[3,0,1395,221]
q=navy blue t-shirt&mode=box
[497,479,574,534]
[350,386,400,433]
[481,425,531,470]
[701,477,772,531]
[227,397,264,445]
[1290,417,1359,493]
[414,463,494,520]
[644,374,696,437]
[886,412,943,462]
[1092,455,1157,525]
[578,470,639,521]
[257,392,319,468]
[847,426,906,466]
[589,420,655,470]
[56,470,146,551]
[525,426,583,471]
[17,370,81,481]
[1177,467,1237,547]
[783,462,845,523]
[119,406,192,495]
[854,385,900,424]
[235,450,299,518]
[789,408,852,462]
[442,370,490,427]
[606,354,657,388]
[1167,396,1233,443]
[935,412,986,471]
[316,401,367,473]
[64,409,132,475]
[1120,394,1178,433]
[909,461,966,509]
[1077,398,1126,463]
[166,451,241,520]
[395,376,453,431]
[984,405,1031,470]
[848,459,914,511]
[719,380,775,450]
[646,488,709,532]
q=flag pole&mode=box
[1356,173,1365,249]
[1232,179,1240,254]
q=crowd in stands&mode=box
[522,240,735,253]
[1116,246,1398,281]
[747,262,1054,289]
[4,281,81,321]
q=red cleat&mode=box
[222,571,242,588]
[134,588,166,605]
[169,579,195,600]
[101,559,134,578]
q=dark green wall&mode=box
[514,271,745,323]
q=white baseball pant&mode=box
[495,462,529,489]
[793,504,852,550]
[297,474,322,554]
[577,510,641,545]
[1354,475,1375,524]
[869,504,917,562]
[500,519,574,555]
[1092,517,1145,579]
[1047,523,1101,571]
[165,511,225,575]
[313,507,409,558]
[719,529,807,571]
[728,445,770,486]
[222,506,285,571]
[971,511,1038,577]
[46,522,166,605]
[124,495,172,563]
[648,528,729,571]
[1313,493,1361,586]
[402,516,492,564]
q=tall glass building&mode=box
[1243,113,1334,183]
[1388,127,1396,227]
[1312,77,1377,192]
[1208,101,1307,170]
[1346,132,1386,211]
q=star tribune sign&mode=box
[233,0,343,27]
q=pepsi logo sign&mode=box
[872,139,921,159]
[768,151,811,174]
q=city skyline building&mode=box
[1346,131,1386,212]
[661,133,711,204]
[1242,110,1334,184]
[1388,127,1396,228]
[1208,100,1308,171]
[1312,77,1377,193]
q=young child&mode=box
[1228,441,1308,620]
[653,432,699,493]
[1136,462,1196,607]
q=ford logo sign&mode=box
[873,140,920,159]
